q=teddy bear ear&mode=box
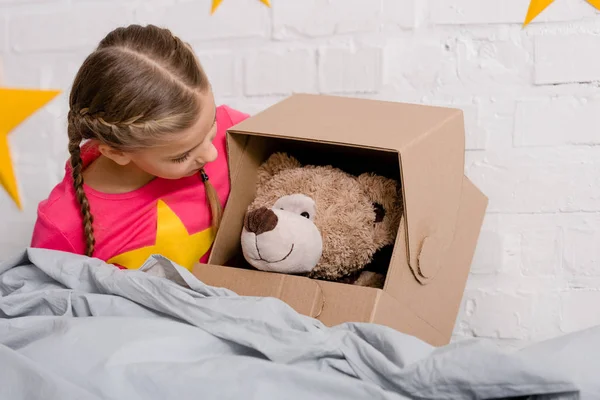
[257,152,302,186]
[357,172,404,248]
[357,173,403,222]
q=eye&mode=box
[373,202,385,223]
[301,212,310,219]
[171,153,190,164]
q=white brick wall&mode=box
[2,0,600,345]
[535,34,600,85]
[244,46,317,95]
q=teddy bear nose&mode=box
[244,207,278,235]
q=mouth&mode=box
[248,238,295,264]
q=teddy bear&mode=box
[240,152,403,288]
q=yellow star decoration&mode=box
[211,0,270,14]
[0,88,60,210]
[524,0,600,26]
[107,200,215,271]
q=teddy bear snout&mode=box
[244,207,278,235]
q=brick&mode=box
[194,51,236,98]
[318,45,382,94]
[564,228,600,277]
[136,0,269,42]
[464,212,600,287]
[429,0,595,25]
[462,215,522,279]
[535,34,600,85]
[469,229,506,275]
[382,0,417,29]
[1,52,87,88]
[458,290,560,340]
[419,99,486,150]
[477,98,516,150]
[560,290,600,333]
[466,148,600,213]
[244,47,317,96]
[272,0,380,39]
[9,6,135,52]
[520,227,563,277]
[420,96,519,151]
[514,97,600,147]
[456,37,532,89]
[384,37,458,94]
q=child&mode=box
[30,24,249,271]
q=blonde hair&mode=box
[67,24,222,257]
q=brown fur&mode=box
[249,152,403,283]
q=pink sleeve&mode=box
[30,210,77,253]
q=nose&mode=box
[244,207,278,235]
[203,144,218,164]
[195,145,218,165]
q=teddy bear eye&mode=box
[373,202,385,223]
[301,212,310,219]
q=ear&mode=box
[257,152,301,187]
[97,142,131,166]
[357,173,403,247]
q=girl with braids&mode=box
[30,24,249,270]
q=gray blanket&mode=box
[0,248,597,399]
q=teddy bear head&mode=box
[240,152,403,283]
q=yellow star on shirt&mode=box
[524,0,600,26]
[0,87,60,210]
[211,0,270,14]
[107,200,215,271]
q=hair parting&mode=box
[67,24,219,257]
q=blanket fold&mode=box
[0,248,596,399]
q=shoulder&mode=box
[30,176,84,253]
[216,104,251,129]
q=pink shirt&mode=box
[31,105,249,271]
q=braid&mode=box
[68,114,95,257]
[201,169,222,232]
[78,107,183,143]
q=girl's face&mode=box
[106,91,219,180]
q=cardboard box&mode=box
[193,93,488,347]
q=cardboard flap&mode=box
[228,93,459,151]
[400,111,465,284]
